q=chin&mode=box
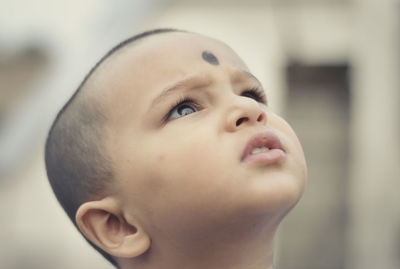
[241,170,306,221]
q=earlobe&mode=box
[76,197,151,258]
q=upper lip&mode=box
[240,130,285,161]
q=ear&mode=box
[76,197,151,258]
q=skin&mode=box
[78,32,307,269]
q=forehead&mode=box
[115,32,247,71]
[93,32,248,121]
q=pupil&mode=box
[178,105,195,115]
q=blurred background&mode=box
[0,0,399,268]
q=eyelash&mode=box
[163,88,267,122]
[163,96,199,122]
[240,88,267,105]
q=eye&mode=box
[167,100,199,120]
[241,88,267,104]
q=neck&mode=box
[119,217,279,269]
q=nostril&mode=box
[257,113,264,122]
[236,117,248,126]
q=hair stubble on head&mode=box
[44,28,184,268]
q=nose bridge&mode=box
[224,94,266,132]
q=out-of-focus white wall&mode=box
[348,1,400,269]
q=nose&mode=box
[224,96,267,132]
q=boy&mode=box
[45,28,307,269]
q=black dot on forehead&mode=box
[202,51,219,65]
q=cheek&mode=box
[152,137,223,182]
[271,114,304,152]
[271,115,307,180]
[144,131,234,202]
[153,125,217,168]
[136,141,236,231]
[115,127,234,228]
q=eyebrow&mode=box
[150,69,263,108]
[150,74,213,107]
[231,70,262,86]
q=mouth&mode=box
[240,131,286,165]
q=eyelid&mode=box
[163,96,201,123]
[240,87,267,105]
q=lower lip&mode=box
[241,149,286,165]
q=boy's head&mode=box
[45,29,307,268]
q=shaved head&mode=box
[45,28,183,267]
